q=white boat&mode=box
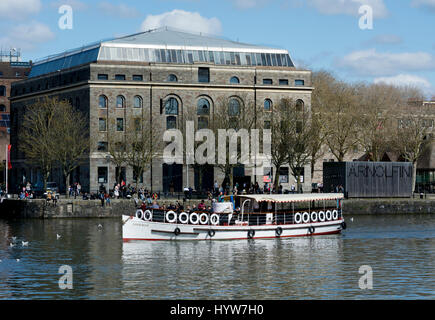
[122,193,346,241]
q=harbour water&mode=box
[0,214,434,300]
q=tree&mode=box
[19,97,58,191]
[50,99,89,197]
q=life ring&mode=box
[179,212,189,224]
[143,210,152,221]
[166,211,177,223]
[174,227,181,236]
[332,210,339,220]
[341,221,347,230]
[326,210,332,221]
[308,226,315,234]
[199,213,209,225]
[318,211,326,222]
[294,212,302,224]
[247,229,255,239]
[311,211,318,222]
[302,212,310,224]
[189,212,199,225]
[276,227,283,237]
[210,214,220,226]
[208,229,215,237]
[135,209,143,220]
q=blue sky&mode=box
[0,0,434,98]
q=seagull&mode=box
[97,224,103,229]
[57,234,61,239]
[16,259,20,262]
[350,217,354,222]
[22,241,29,246]
[10,243,15,247]
[12,236,17,241]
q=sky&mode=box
[0,0,434,98]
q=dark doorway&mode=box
[163,164,182,193]
[194,165,214,192]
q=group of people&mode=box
[67,183,82,198]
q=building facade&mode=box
[10,28,313,194]
[0,49,31,184]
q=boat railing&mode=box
[137,207,342,226]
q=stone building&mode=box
[0,49,31,183]
[10,27,313,194]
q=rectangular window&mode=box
[134,118,141,132]
[279,79,289,85]
[295,167,304,183]
[264,120,271,129]
[98,74,108,80]
[97,141,108,152]
[115,74,126,81]
[263,79,273,85]
[132,75,143,81]
[99,118,107,132]
[279,167,289,184]
[198,67,210,83]
[97,167,108,183]
[295,79,305,86]
[116,118,124,131]
[133,166,144,183]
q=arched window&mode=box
[166,116,177,130]
[134,96,143,108]
[0,86,6,96]
[0,104,6,112]
[197,98,210,115]
[165,97,179,115]
[296,99,304,111]
[99,95,108,108]
[116,95,125,108]
[230,76,240,84]
[264,99,272,111]
[229,98,241,116]
[167,74,178,82]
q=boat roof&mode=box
[237,193,344,203]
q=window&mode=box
[198,117,209,130]
[0,105,6,112]
[98,74,108,80]
[230,76,240,84]
[296,99,304,112]
[279,167,289,184]
[116,95,125,108]
[263,79,273,85]
[295,79,305,86]
[134,118,141,132]
[98,167,108,183]
[0,86,5,96]
[132,75,143,81]
[99,118,107,132]
[97,142,108,152]
[115,74,126,81]
[296,120,303,133]
[116,118,124,131]
[264,99,272,111]
[264,120,271,129]
[165,97,178,115]
[133,166,144,183]
[229,98,241,116]
[197,98,210,115]
[166,116,177,130]
[99,95,108,108]
[279,79,289,85]
[167,74,178,82]
[134,96,143,108]
[198,67,210,83]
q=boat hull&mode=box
[122,215,345,241]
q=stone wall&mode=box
[342,198,435,215]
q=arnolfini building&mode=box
[10,27,313,194]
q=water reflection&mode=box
[1,215,435,299]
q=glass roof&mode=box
[29,27,294,78]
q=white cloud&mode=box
[374,74,432,89]
[336,49,435,76]
[0,0,41,19]
[141,10,222,35]
[0,21,55,51]
[306,0,388,18]
[411,0,435,10]
[98,2,140,19]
